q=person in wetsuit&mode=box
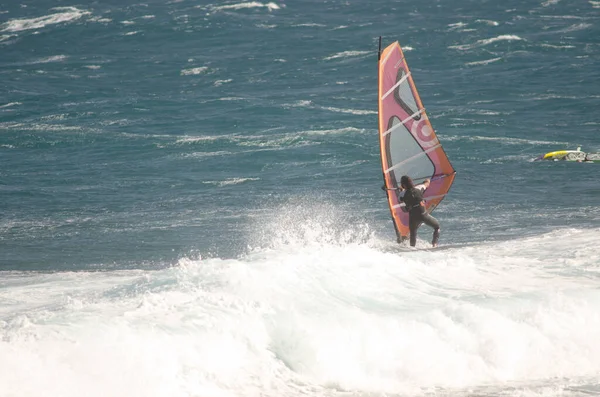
[398,175,440,247]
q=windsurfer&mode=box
[397,175,440,247]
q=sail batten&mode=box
[378,39,456,241]
[384,144,442,173]
[382,71,411,100]
[381,108,425,137]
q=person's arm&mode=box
[414,178,431,193]
[417,179,430,207]
[398,187,406,201]
[381,184,405,191]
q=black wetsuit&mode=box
[400,186,440,247]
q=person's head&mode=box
[400,175,414,189]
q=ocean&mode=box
[1,0,600,396]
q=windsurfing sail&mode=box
[377,38,456,241]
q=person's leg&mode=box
[408,215,421,247]
[421,213,440,246]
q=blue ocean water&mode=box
[1,1,600,396]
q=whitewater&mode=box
[2,226,600,397]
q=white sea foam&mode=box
[560,22,592,33]
[591,1,600,8]
[180,67,208,76]
[181,151,232,159]
[540,43,575,49]
[176,136,214,145]
[283,100,312,108]
[29,55,68,64]
[466,57,502,66]
[482,154,535,164]
[175,135,223,144]
[450,35,525,50]
[1,225,600,396]
[542,0,561,6]
[292,23,326,28]
[211,2,281,11]
[323,50,371,61]
[0,122,82,132]
[1,7,90,32]
[214,79,232,86]
[474,109,502,115]
[442,134,569,146]
[203,177,260,186]
[539,14,584,19]
[448,22,468,30]
[237,135,309,149]
[321,106,377,115]
[301,127,364,136]
[41,114,68,121]
[0,102,22,109]
[475,19,500,26]
[89,16,112,23]
[530,93,579,100]
[447,22,478,33]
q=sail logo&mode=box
[412,118,438,148]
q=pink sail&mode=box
[378,40,456,240]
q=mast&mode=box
[378,36,385,187]
[378,37,402,241]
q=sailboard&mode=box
[534,147,600,162]
[377,37,456,242]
